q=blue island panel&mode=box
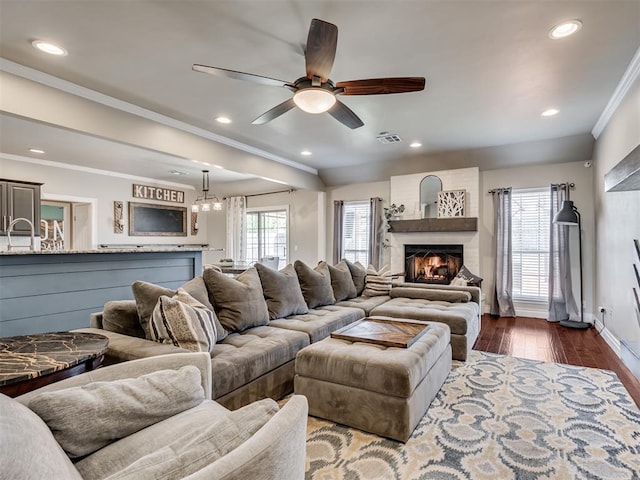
[0,251,202,336]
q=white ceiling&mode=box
[0,1,639,187]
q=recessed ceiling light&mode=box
[213,165,224,169]
[31,40,67,56]
[409,142,422,148]
[541,108,560,117]
[170,170,188,176]
[216,116,232,124]
[301,150,312,156]
[28,148,45,154]
[191,160,201,164]
[201,162,211,166]
[549,20,582,39]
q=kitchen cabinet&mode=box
[0,179,42,235]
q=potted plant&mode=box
[384,203,405,221]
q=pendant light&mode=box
[191,170,222,213]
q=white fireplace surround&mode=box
[389,167,480,281]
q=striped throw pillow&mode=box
[150,288,218,353]
[363,264,392,297]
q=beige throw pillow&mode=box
[203,267,270,332]
[150,289,218,353]
[294,260,336,308]
[255,263,308,319]
[27,366,205,459]
[328,260,357,302]
[363,264,392,297]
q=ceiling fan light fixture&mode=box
[293,88,336,114]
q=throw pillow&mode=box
[102,300,145,338]
[150,289,218,353]
[255,263,308,319]
[342,258,367,296]
[132,277,227,342]
[102,398,279,480]
[454,265,483,285]
[294,260,336,308]
[328,260,357,302]
[363,264,392,297]
[202,267,270,332]
[27,366,205,459]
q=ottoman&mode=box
[294,320,451,442]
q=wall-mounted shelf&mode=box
[387,217,478,233]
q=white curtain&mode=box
[548,185,579,322]
[490,188,516,317]
[226,196,246,262]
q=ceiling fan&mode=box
[193,18,426,129]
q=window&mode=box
[341,201,370,265]
[511,188,550,302]
[245,208,287,269]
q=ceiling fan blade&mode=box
[193,64,291,88]
[336,77,426,95]
[305,19,338,82]
[328,100,364,129]
[252,98,297,125]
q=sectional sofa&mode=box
[79,260,481,410]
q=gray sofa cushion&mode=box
[103,399,279,480]
[255,263,308,320]
[211,326,310,398]
[132,277,226,341]
[150,289,218,353]
[0,393,83,480]
[335,295,391,315]
[203,267,270,333]
[76,400,229,479]
[294,260,335,308]
[391,287,472,303]
[343,259,367,296]
[328,260,357,302]
[27,366,205,458]
[269,305,364,343]
[370,297,480,335]
[102,301,145,338]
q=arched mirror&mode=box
[419,175,442,218]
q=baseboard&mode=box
[594,317,621,357]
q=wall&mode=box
[481,161,595,317]
[593,74,640,372]
[325,181,390,265]
[389,167,480,278]
[0,156,210,248]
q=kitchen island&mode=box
[0,247,209,337]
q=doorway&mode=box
[40,194,96,250]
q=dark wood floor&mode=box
[474,315,640,408]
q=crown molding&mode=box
[1,152,196,189]
[0,58,318,176]
[592,45,640,139]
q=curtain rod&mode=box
[487,187,512,194]
[488,183,575,194]
[223,189,295,200]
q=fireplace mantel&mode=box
[388,217,478,233]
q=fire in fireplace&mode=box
[404,244,464,284]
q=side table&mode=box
[0,331,109,397]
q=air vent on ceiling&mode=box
[376,133,402,144]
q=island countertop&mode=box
[0,245,222,255]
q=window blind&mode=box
[341,201,370,265]
[511,188,550,302]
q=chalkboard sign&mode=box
[129,202,187,236]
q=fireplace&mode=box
[404,244,463,284]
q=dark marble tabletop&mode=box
[0,332,109,387]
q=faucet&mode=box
[7,217,36,251]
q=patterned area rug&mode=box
[304,351,640,479]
